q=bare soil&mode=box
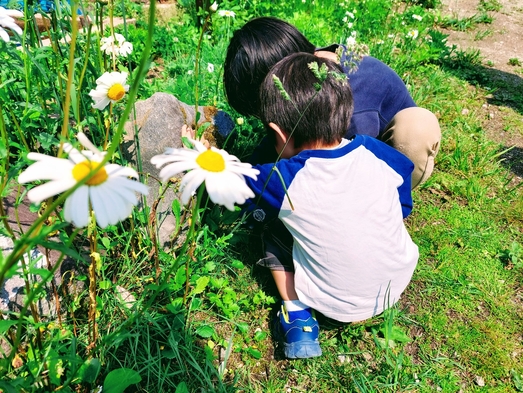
[439,0,523,181]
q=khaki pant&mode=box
[379,107,441,189]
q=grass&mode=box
[1,0,522,392]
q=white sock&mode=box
[283,300,309,312]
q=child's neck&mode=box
[300,139,342,151]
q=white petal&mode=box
[205,172,254,210]
[226,162,260,179]
[180,170,206,205]
[26,179,77,204]
[0,27,9,42]
[96,183,129,224]
[92,97,110,110]
[77,132,103,156]
[105,164,139,179]
[89,186,112,228]
[157,161,199,182]
[150,149,199,166]
[104,178,139,206]
[18,159,73,183]
[63,186,90,227]
[109,176,148,198]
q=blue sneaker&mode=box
[277,304,322,359]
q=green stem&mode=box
[182,184,205,305]
[57,0,80,158]
[193,14,211,130]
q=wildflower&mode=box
[407,29,419,39]
[207,63,214,73]
[150,139,259,211]
[376,40,384,44]
[0,7,23,43]
[88,71,129,110]
[18,133,148,228]
[100,33,133,57]
[412,14,423,21]
[209,1,218,12]
[388,34,395,38]
[236,117,244,125]
[346,34,357,47]
[346,11,355,19]
[187,70,194,75]
[218,10,235,18]
[347,22,353,29]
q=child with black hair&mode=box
[243,53,419,359]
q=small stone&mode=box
[474,375,485,387]
[115,286,135,308]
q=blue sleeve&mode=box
[358,136,414,218]
[243,158,306,224]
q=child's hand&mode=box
[181,124,210,148]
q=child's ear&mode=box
[269,122,287,144]
[269,122,294,159]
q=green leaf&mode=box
[0,320,17,335]
[0,139,7,159]
[204,261,216,272]
[230,259,245,270]
[78,358,101,384]
[101,237,111,249]
[254,330,267,342]
[192,276,209,295]
[236,322,249,334]
[195,324,215,338]
[99,280,111,290]
[246,347,262,359]
[103,368,141,393]
[34,132,59,150]
[175,381,189,393]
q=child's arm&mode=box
[359,136,414,217]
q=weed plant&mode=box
[0,0,522,392]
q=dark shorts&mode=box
[256,219,295,272]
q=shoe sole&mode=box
[284,340,322,359]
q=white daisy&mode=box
[218,10,235,18]
[412,14,423,22]
[88,71,129,111]
[0,7,23,43]
[18,132,148,228]
[407,29,419,39]
[150,140,259,211]
[100,33,133,57]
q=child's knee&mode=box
[381,107,441,187]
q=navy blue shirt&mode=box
[249,46,416,165]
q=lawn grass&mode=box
[1,0,522,392]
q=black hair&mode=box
[223,17,316,118]
[259,52,353,149]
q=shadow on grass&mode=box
[442,56,523,115]
[500,145,523,179]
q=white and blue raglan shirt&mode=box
[244,135,419,322]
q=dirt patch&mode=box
[440,0,523,73]
[439,0,523,181]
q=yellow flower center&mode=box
[196,150,225,172]
[72,161,108,185]
[107,83,126,101]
